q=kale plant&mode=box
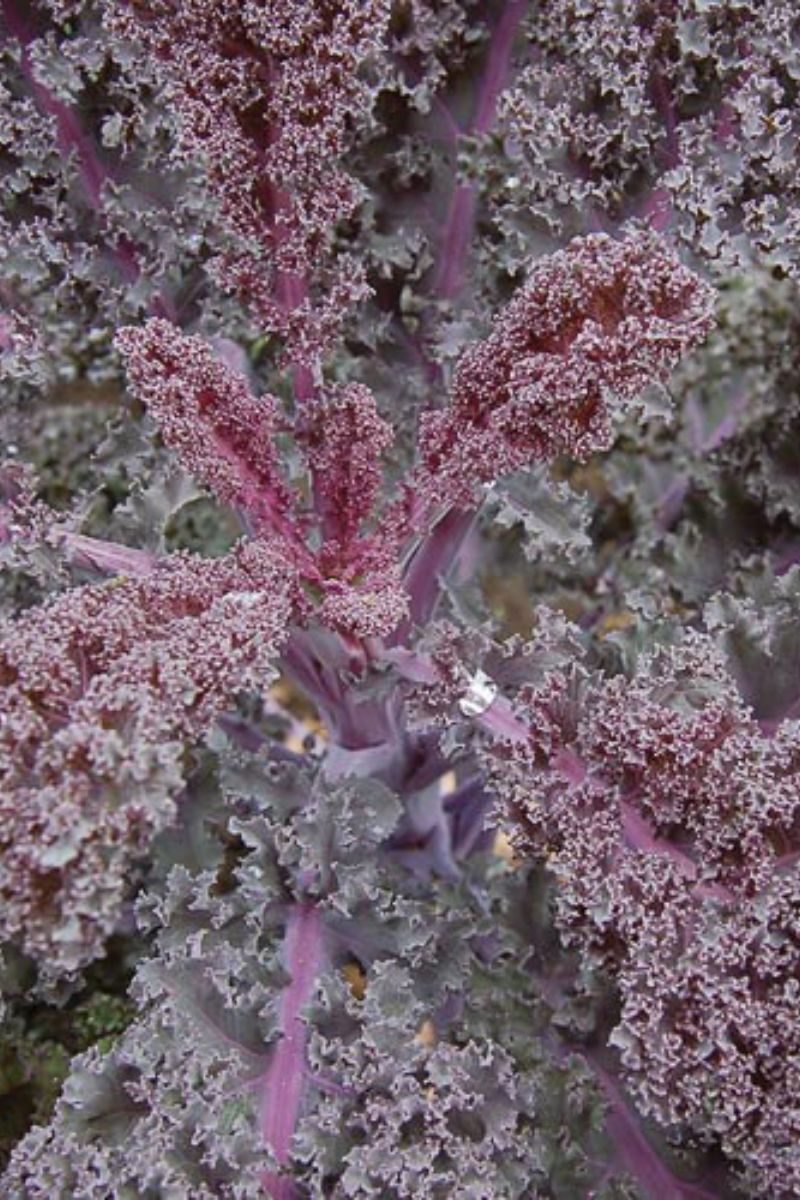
[1,2,800,1197]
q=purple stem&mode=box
[432,181,478,301]
[2,1,185,318]
[432,0,526,299]
[275,269,316,406]
[260,903,323,1199]
[3,0,107,207]
[0,493,160,579]
[444,774,493,859]
[472,1,527,136]
[475,695,531,744]
[649,65,681,172]
[393,2,526,640]
[282,629,400,751]
[56,530,157,577]
[281,634,342,726]
[584,1053,719,1200]
[399,507,476,634]
[655,475,690,533]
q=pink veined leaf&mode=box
[304,383,393,552]
[417,230,715,509]
[116,325,408,640]
[0,539,296,970]
[106,0,391,366]
[301,382,410,640]
[480,627,800,1196]
[116,319,305,553]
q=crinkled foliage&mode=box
[0,540,295,971]
[3,1,800,1198]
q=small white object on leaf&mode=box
[458,669,498,717]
